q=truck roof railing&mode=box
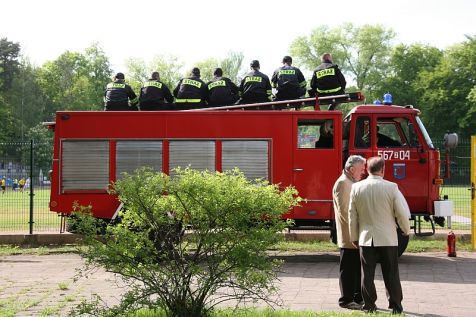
[186,92,364,111]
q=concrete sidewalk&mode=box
[1,251,475,316]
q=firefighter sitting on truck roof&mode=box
[238,60,272,106]
[104,72,139,111]
[309,53,346,103]
[207,68,239,107]
[271,56,306,104]
[173,67,208,110]
[139,71,174,111]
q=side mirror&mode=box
[443,132,458,150]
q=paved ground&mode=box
[1,251,476,316]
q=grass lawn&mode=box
[274,238,473,253]
[0,237,472,255]
[438,185,472,230]
[0,187,60,232]
[440,185,471,218]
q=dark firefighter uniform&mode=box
[139,80,174,110]
[104,80,138,111]
[239,70,272,104]
[207,77,239,106]
[271,65,306,101]
[173,77,208,110]
[310,62,346,97]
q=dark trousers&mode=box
[339,248,362,305]
[360,245,403,312]
[172,102,205,110]
[104,102,130,111]
[139,102,171,111]
[238,97,269,107]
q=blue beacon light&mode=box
[383,93,393,105]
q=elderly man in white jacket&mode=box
[332,155,366,310]
[349,156,410,314]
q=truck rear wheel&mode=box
[397,227,409,256]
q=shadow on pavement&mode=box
[271,252,476,285]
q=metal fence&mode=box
[0,138,473,234]
[0,141,60,233]
[435,138,472,231]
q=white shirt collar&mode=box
[368,174,383,179]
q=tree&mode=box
[194,51,244,84]
[415,37,476,139]
[0,37,23,140]
[290,23,395,94]
[7,58,50,138]
[372,44,443,104]
[193,58,219,82]
[220,51,244,83]
[125,55,184,93]
[124,52,243,95]
[37,51,85,113]
[123,57,148,92]
[0,37,21,91]
[37,44,112,115]
[74,168,299,317]
[25,123,54,173]
[0,96,15,142]
[81,43,113,107]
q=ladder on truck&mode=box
[187,92,365,111]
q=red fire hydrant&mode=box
[447,231,456,257]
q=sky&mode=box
[1,0,476,78]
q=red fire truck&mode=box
[46,93,453,251]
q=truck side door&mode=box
[374,115,428,213]
[292,115,341,222]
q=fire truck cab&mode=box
[47,93,451,243]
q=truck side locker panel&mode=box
[222,140,269,180]
[169,140,216,176]
[61,140,109,192]
[116,140,163,179]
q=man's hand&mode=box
[352,241,359,248]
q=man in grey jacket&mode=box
[332,155,366,310]
[349,156,410,314]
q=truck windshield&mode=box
[416,117,434,149]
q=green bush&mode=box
[73,168,300,317]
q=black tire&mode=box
[397,227,409,257]
[330,220,337,244]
